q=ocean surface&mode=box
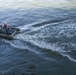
[0,0,76,75]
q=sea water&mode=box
[0,0,76,75]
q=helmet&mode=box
[4,22,6,24]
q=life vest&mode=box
[4,23,8,28]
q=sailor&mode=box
[4,22,13,35]
[3,22,9,34]
[0,25,3,33]
[4,22,8,28]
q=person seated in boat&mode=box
[0,25,3,33]
[4,23,13,35]
[4,22,8,28]
[3,22,10,34]
[0,25,4,33]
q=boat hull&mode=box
[0,27,20,40]
[0,34,13,40]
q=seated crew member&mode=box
[3,22,9,34]
[4,22,8,28]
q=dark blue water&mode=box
[0,8,76,75]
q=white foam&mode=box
[61,53,76,62]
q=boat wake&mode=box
[8,18,76,62]
[1,8,76,63]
